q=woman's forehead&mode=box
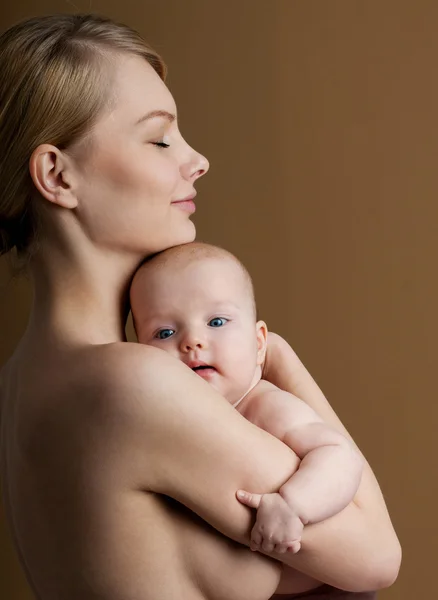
[103,54,176,126]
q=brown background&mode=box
[1,1,435,598]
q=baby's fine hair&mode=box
[133,242,257,317]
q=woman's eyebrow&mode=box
[135,110,176,125]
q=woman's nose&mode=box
[181,147,209,182]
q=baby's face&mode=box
[131,257,266,403]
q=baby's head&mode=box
[130,242,267,403]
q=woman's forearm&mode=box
[107,344,400,592]
[262,334,402,591]
[270,464,401,591]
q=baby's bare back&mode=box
[0,346,281,600]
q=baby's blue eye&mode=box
[208,317,228,328]
[156,328,175,339]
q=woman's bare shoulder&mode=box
[82,340,169,370]
[75,340,175,379]
[88,340,168,369]
[73,341,189,412]
[54,342,204,480]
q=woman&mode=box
[0,14,400,600]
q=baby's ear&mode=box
[256,320,268,365]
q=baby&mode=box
[130,242,363,554]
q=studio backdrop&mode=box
[1,2,436,599]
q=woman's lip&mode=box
[171,199,196,213]
[173,191,197,203]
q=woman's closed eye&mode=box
[155,328,175,340]
[152,135,170,148]
[208,317,228,328]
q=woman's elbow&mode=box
[373,539,402,590]
[360,537,402,592]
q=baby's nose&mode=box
[180,331,207,352]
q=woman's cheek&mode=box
[156,154,181,190]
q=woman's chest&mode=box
[162,496,282,600]
[162,497,347,600]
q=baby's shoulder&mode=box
[247,379,292,404]
[250,379,281,398]
[243,380,294,420]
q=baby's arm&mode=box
[238,388,364,553]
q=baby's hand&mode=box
[236,490,303,554]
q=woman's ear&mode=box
[29,144,78,209]
[256,320,268,366]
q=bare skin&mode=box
[0,53,401,600]
[0,334,400,599]
[130,249,362,558]
[0,343,294,600]
[129,249,398,598]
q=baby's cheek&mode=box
[136,330,151,346]
[221,357,257,400]
[134,323,157,347]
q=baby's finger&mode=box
[261,538,275,553]
[287,541,301,554]
[236,490,263,509]
[251,528,263,550]
[273,542,289,554]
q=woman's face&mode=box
[69,54,209,256]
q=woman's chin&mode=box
[153,221,196,254]
[174,219,196,245]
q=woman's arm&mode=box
[258,333,402,589]
[82,342,300,544]
[80,342,399,592]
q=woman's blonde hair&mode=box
[0,13,166,257]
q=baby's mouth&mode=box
[191,365,217,379]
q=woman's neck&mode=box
[25,242,143,347]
